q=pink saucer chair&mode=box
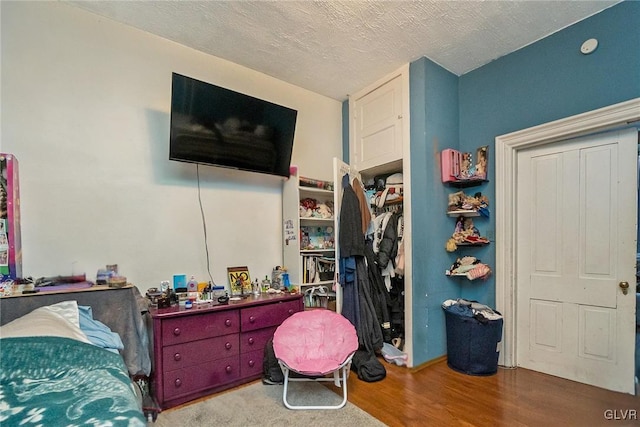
[273,309,358,410]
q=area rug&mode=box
[152,381,387,426]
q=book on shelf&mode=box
[301,253,335,284]
[299,176,334,191]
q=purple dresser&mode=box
[151,294,303,410]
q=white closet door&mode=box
[350,74,403,171]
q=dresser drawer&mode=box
[162,334,239,371]
[240,326,276,354]
[241,299,301,332]
[240,349,264,379]
[162,310,239,345]
[163,356,239,400]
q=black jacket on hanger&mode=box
[338,173,386,382]
[338,174,364,258]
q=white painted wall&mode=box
[1,2,342,293]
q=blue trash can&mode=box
[443,307,503,376]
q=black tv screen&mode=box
[169,73,297,177]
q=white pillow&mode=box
[38,300,82,327]
[0,300,92,344]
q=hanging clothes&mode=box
[365,242,392,343]
[339,173,364,328]
[394,214,405,277]
[352,177,372,235]
[338,173,386,382]
[338,174,364,258]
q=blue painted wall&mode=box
[409,58,459,363]
[457,0,640,306]
[342,0,640,367]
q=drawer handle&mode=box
[225,319,232,327]
[249,316,256,323]
[288,309,294,315]
[248,337,255,345]
[225,365,232,373]
[248,359,255,368]
[225,342,232,350]
[174,378,182,388]
[173,353,181,361]
[173,327,181,336]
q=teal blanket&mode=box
[0,336,146,427]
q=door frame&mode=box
[495,97,640,368]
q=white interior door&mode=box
[516,128,637,394]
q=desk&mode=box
[0,285,151,376]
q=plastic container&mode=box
[187,275,199,292]
[271,267,284,289]
[173,274,187,291]
[443,308,503,376]
[261,276,271,292]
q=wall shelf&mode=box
[445,179,489,188]
[456,242,490,247]
[447,210,480,217]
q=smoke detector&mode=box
[580,38,598,55]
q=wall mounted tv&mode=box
[169,73,297,178]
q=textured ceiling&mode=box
[66,0,619,101]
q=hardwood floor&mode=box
[328,358,639,427]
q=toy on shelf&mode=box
[299,198,334,219]
[446,216,490,252]
[300,226,334,250]
[446,256,491,280]
[447,190,489,217]
[441,145,489,185]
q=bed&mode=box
[0,285,152,378]
[0,299,148,426]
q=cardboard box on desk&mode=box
[0,154,22,280]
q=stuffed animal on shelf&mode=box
[299,198,334,219]
[446,216,490,252]
[299,198,316,217]
[315,203,333,219]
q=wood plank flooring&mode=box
[327,358,639,427]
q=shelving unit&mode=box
[444,178,491,280]
[283,167,336,309]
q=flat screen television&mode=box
[169,73,297,178]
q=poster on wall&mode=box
[0,154,21,280]
[0,220,8,268]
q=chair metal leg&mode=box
[280,363,350,410]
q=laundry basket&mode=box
[443,303,503,376]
